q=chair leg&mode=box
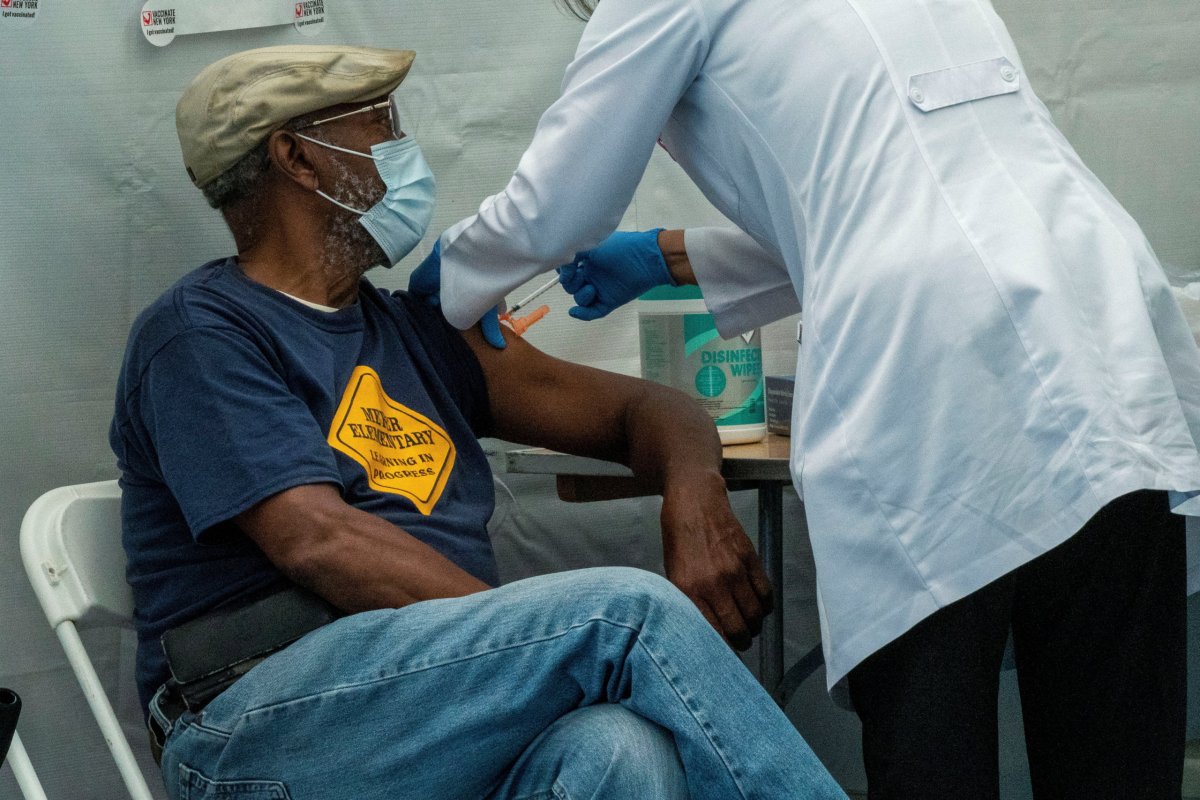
[57,623,156,800]
[6,732,50,800]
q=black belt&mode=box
[148,680,187,766]
[147,583,342,765]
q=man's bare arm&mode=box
[235,483,490,613]
[461,324,773,650]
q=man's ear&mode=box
[267,129,320,193]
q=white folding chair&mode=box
[19,480,155,800]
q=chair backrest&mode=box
[21,480,130,629]
[19,480,156,800]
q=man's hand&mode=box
[408,239,506,348]
[558,228,673,320]
[660,472,773,651]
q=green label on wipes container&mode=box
[640,312,764,427]
[695,365,727,397]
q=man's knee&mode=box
[565,567,693,618]
[500,567,707,647]
[545,705,688,799]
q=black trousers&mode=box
[847,491,1187,800]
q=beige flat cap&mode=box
[177,45,415,187]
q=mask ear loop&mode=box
[294,132,379,160]
[293,133,378,215]
[316,190,369,216]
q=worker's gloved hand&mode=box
[408,239,506,349]
[407,239,444,307]
[476,311,506,350]
[557,228,672,321]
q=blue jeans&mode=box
[152,567,845,799]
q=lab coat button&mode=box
[909,87,925,105]
[1000,65,1017,82]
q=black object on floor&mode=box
[0,687,21,763]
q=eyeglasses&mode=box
[295,94,404,140]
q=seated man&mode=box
[110,45,846,800]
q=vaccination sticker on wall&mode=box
[0,0,40,29]
[140,0,325,47]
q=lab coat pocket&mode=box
[907,57,1020,113]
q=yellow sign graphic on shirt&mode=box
[327,365,456,515]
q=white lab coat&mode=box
[439,0,1200,695]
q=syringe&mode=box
[505,276,560,316]
[498,275,561,337]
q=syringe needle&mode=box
[507,276,560,315]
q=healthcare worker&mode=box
[410,0,1200,795]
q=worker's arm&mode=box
[681,227,800,337]
[461,325,772,650]
[437,0,710,329]
[235,483,491,613]
[561,227,799,337]
[657,228,695,286]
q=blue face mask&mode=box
[298,134,437,267]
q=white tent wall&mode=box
[0,2,1197,798]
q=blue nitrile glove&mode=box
[407,239,444,307]
[408,239,506,349]
[557,228,672,321]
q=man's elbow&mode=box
[244,496,352,592]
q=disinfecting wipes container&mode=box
[638,285,766,445]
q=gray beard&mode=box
[321,158,388,284]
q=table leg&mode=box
[757,482,785,702]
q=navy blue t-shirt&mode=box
[110,258,497,711]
